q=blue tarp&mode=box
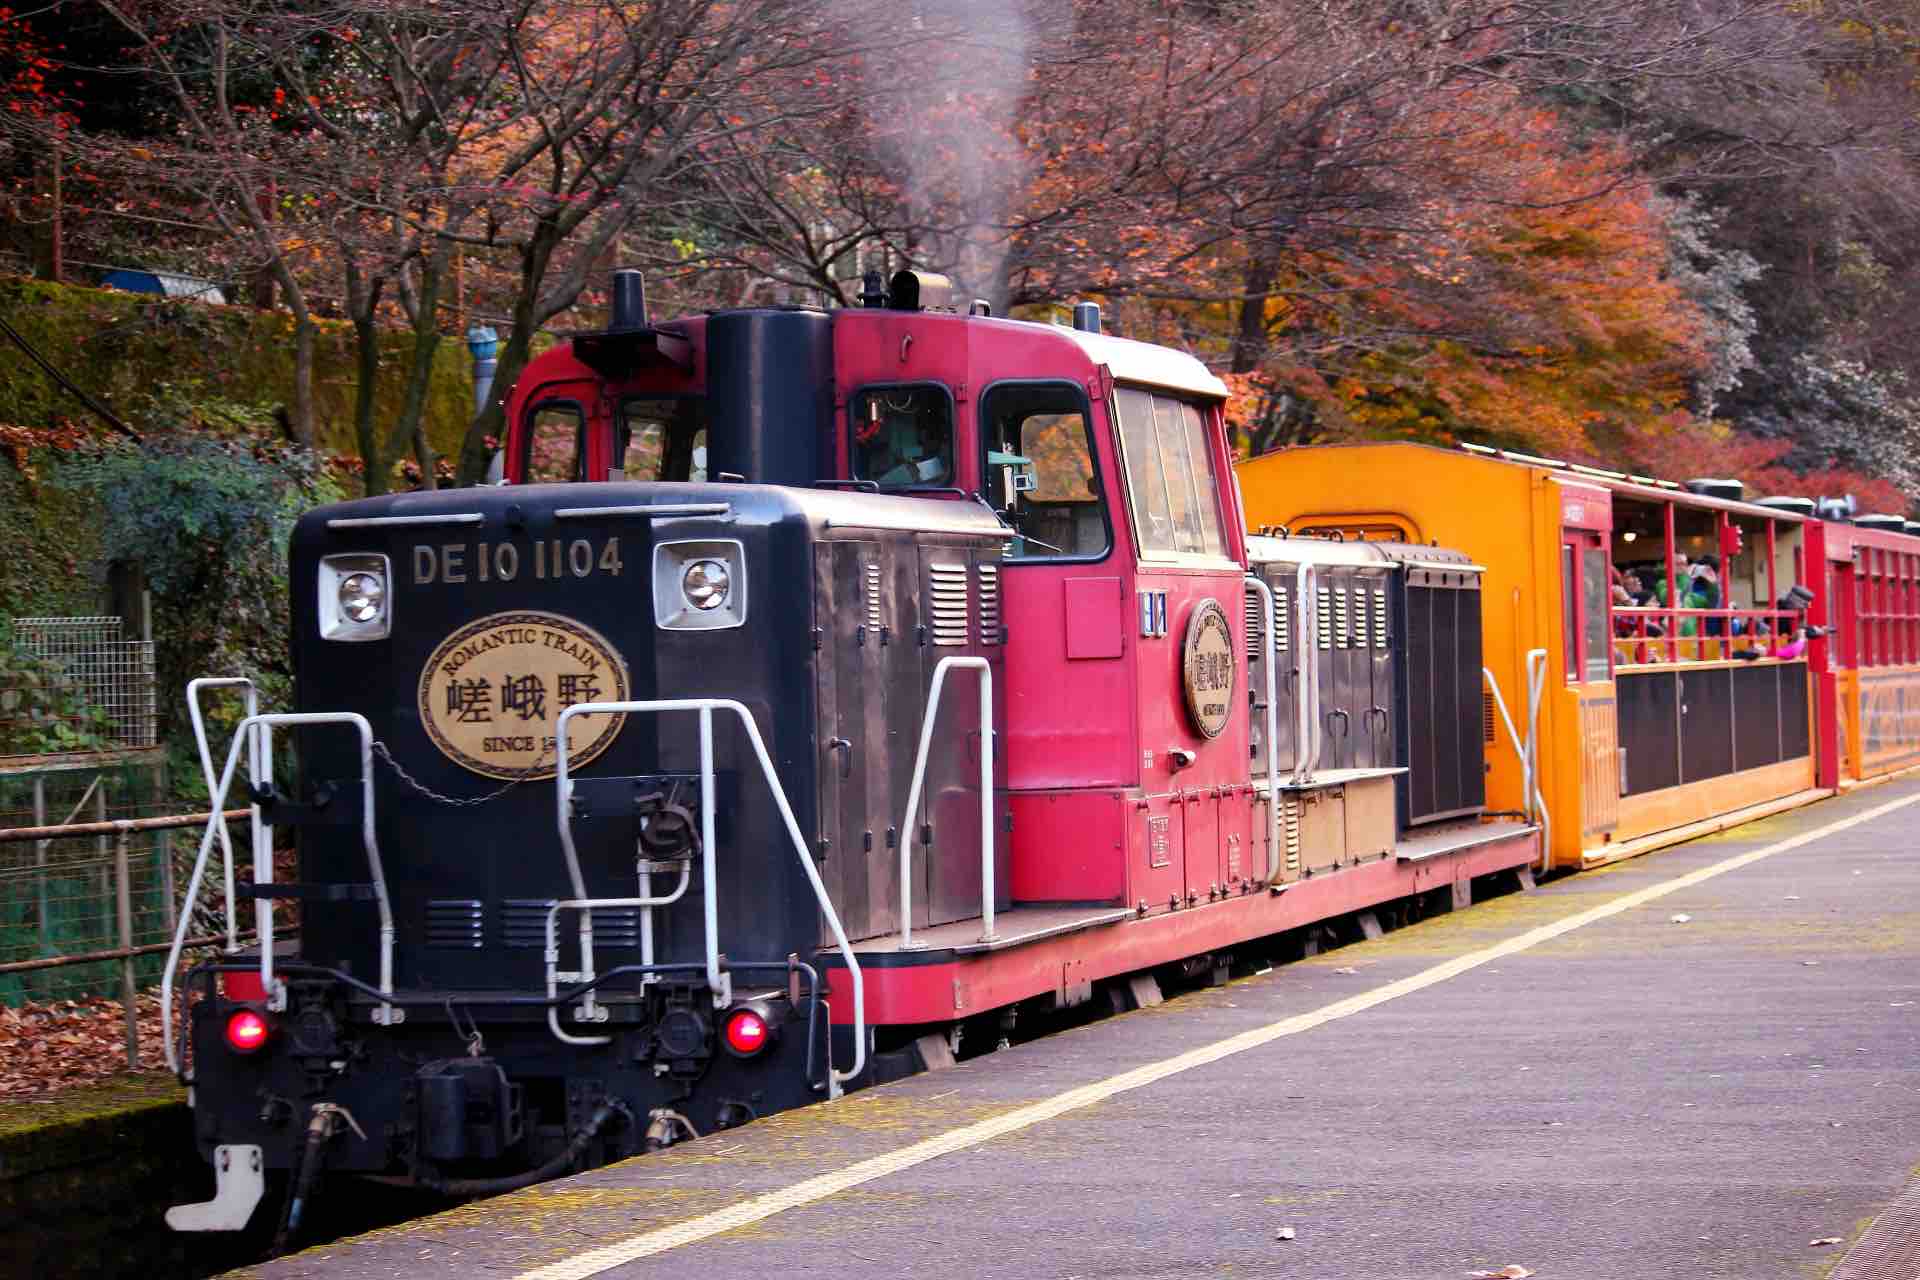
[99,268,226,305]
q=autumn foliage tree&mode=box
[4,0,1918,511]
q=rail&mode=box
[555,698,867,1091]
[1611,605,1804,666]
[164,711,395,1075]
[1243,576,1282,879]
[0,808,247,844]
[897,657,996,949]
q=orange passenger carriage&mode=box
[1236,442,1866,869]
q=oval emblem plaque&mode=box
[417,610,630,780]
[1181,598,1236,741]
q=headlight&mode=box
[653,540,746,631]
[682,560,731,610]
[318,553,392,641]
[339,572,385,623]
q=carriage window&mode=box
[1562,543,1577,681]
[981,382,1109,560]
[618,397,709,481]
[851,385,954,488]
[1113,387,1228,559]
[1582,546,1611,682]
[523,402,584,483]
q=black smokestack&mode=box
[610,269,648,330]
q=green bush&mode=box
[52,433,343,741]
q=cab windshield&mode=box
[617,396,709,481]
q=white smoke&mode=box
[863,0,1038,310]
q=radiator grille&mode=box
[1316,587,1332,650]
[1483,691,1497,745]
[1282,794,1302,874]
[864,561,883,630]
[976,563,1001,644]
[1245,589,1263,655]
[1335,585,1352,647]
[928,563,970,646]
[1372,587,1389,649]
[425,899,484,950]
[502,900,642,950]
[1401,584,1487,827]
[1274,585,1290,651]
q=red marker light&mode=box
[225,1009,271,1054]
[722,1007,770,1058]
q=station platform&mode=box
[255,776,1920,1280]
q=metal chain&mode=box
[371,739,553,808]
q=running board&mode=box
[166,1144,264,1232]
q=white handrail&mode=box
[1524,648,1552,872]
[1243,576,1282,880]
[1484,664,1532,822]
[164,710,396,1072]
[541,864,692,1048]
[555,698,867,1089]
[1292,563,1322,784]
[897,657,996,949]
[186,678,257,953]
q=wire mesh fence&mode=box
[0,757,187,1005]
[9,616,158,750]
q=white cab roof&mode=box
[1053,327,1229,400]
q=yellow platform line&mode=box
[518,787,1920,1280]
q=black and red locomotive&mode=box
[164,271,1531,1236]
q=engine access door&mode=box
[1111,386,1250,905]
[813,539,896,943]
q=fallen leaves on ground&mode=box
[0,989,172,1098]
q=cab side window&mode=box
[981,382,1109,560]
[1113,387,1227,558]
[851,385,955,489]
[523,402,584,482]
[618,396,709,481]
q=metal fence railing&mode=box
[2,760,178,998]
[0,770,250,1066]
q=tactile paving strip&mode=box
[1833,1169,1920,1280]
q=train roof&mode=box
[1255,440,1825,526]
[300,480,1013,542]
[1246,532,1483,571]
[1043,324,1229,399]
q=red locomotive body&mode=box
[498,271,1536,1036]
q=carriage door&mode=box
[1560,492,1621,843]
